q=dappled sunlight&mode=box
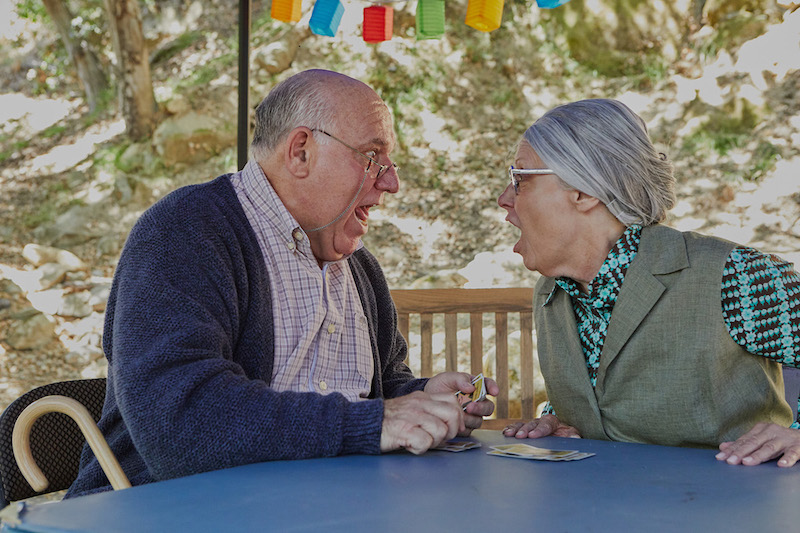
[373,210,449,262]
[0,93,76,137]
[25,119,125,177]
[736,9,800,90]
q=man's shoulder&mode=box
[150,174,236,214]
[136,175,243,230]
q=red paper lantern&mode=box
[363,5,393,43]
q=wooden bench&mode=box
[390,288,537,429]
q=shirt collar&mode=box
[240,160,362,264]
[544,224,643,306]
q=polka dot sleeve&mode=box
[722,246,800,427]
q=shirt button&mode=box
[286,241,296,251]
[292,229,304,241]
[319,381,328,390]
[327,324,336,334]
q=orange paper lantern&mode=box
[272,0,302,23]
[465,0,504,32]
[363,5,393,43]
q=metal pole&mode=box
[237,0,251,170]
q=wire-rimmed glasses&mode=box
[508,166,556,194]
[312,128,399,180]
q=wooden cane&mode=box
[12,395,131,492]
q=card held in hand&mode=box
[456,373,487,410]
[470,373,486,403]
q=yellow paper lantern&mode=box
[465,0,504,32]
[272,0,302,23]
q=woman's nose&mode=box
[498,184,514,209]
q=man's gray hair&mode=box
[523,99,675,226]
[250,70,341,161]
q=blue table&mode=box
[3,430,799,532]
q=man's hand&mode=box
[380,391,463,454]
[716,423,800,467]
[425,372,499,435]
[501,414,581,439]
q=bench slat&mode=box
[392,288,533,313]
[420,313,434,377]
[495,312,509,419]
[444,313,457,372]
[391,288,537,421]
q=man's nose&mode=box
[377,166,399,193]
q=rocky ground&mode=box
[1,2,799,412]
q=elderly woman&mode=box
[498,99,800,467]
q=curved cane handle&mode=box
[12,395,131,492]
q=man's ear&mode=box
[284,127,313,178]
[570,189,602,213]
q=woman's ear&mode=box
[284,127,313,178]
[570,189,602,213]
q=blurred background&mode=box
[1,0,799,413]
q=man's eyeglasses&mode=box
[312,129,399,180]
[508,166,556,194]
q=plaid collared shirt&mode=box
[230,161,374,401]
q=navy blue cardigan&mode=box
[67,175,426,497]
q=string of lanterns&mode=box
[271,0,571,42]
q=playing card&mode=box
[470,374,486,403]
[488,443,594,461]
[456,373,487,409]
[434,440,482,452]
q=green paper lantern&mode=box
[416,0,445,40]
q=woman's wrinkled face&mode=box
[497,141,575,277]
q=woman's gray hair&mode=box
[523,99,675,226]
[250,70,342,161]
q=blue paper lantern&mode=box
[310,0,345,37]
[536,0,571,8]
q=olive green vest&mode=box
[534,224,791,448]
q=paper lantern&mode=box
[310,0,344,36]
[536,0,571,7]
[271,0,302,23]
[363,5,393,43]
[416,0,445,40]
[465,0,504,32]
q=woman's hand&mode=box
[716,423,800,467]
[502,414,581,439]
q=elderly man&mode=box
[498,98,800,467]
[68,69,497,497]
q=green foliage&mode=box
[80,87,116,127]
[151,31,204,65]
[13,0,47,22]
[682,102,760,156]
[696,11,768,60]
[178,52,237,88]
[748,141,780,181]
[41,124,67,138]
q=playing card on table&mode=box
[434,440,482,452]
[488,443,594,461]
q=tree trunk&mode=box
[103,0,157,140]
[42,0,109,111]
